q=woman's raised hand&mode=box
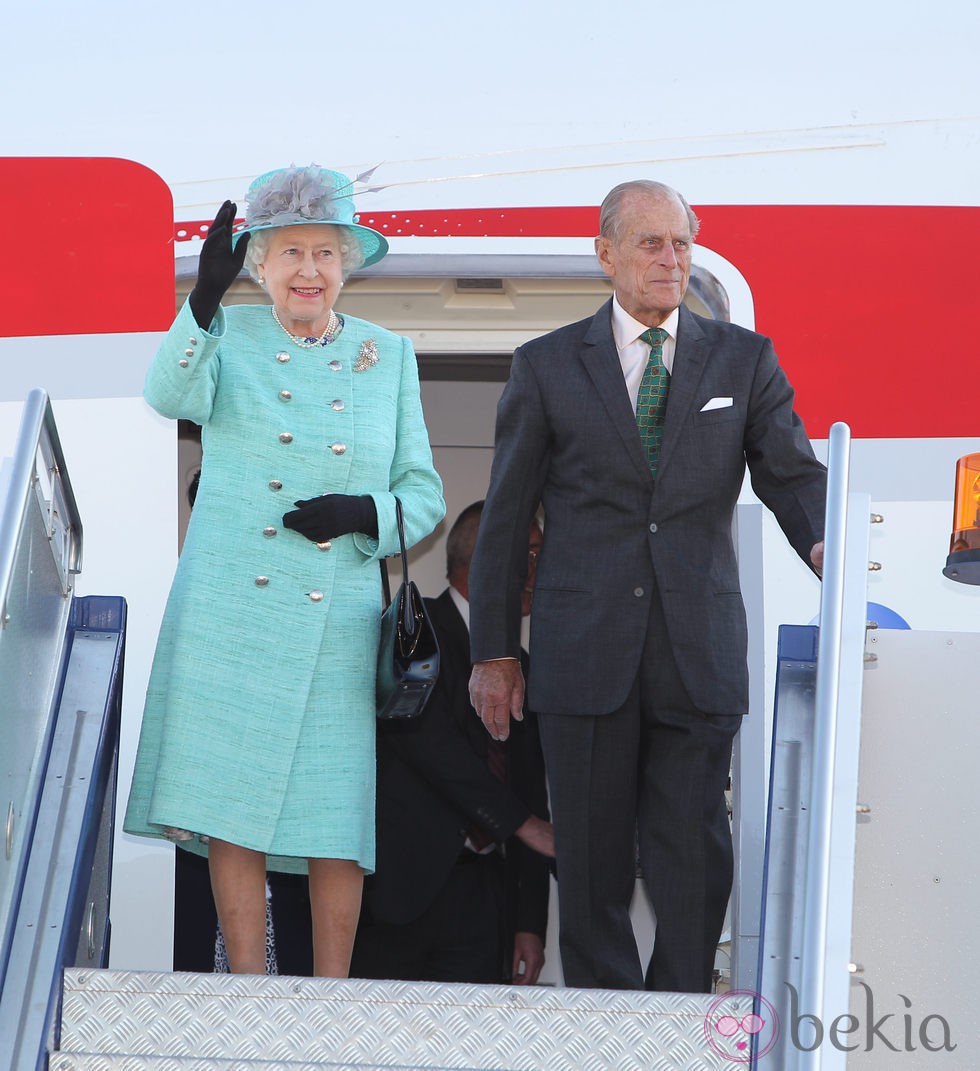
[188,201,250,329]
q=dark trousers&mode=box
[538,588,740,993]
[352,852,507,984]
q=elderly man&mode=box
[468,180,826,993]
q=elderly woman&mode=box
[124,165,445,977]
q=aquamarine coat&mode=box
[123,301,444,873]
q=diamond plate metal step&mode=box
[56,969,745,1070]
[50,1058,451,1071]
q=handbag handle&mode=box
[380,498,419,639]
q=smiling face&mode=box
[257,224,344,337]
[595,190,693,326]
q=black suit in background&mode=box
[351,589,550,984]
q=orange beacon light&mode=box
[943,452,980,585]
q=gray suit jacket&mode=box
[469,301,827,717]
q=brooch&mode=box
[353,339,379,373]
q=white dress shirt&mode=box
[610,294,680,413]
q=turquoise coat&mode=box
[123,301,444,873]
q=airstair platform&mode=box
[51,969,743,1070]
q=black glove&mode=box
[282,494,379,542]
[188,200,249,329]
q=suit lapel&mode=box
[659,305,709,476]
[581,301,652,482]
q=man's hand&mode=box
[511,932,545,986]
[514,814,555,858]
[810,540,824,577]
[469,659,525,741]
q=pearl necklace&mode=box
[271,306,341,348]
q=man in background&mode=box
[352,502,553,984]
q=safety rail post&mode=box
[796,421,872,1069]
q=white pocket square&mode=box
[700,397,733,412]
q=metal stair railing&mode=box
[0,387,83,986]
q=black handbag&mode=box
[376,498,440,719]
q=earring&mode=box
[258,276,265,286]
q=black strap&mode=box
[379,499,412,635]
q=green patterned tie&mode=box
[636,327,670,477]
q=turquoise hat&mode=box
[232,165,388,266]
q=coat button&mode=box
[316,541,332,552]
[634,587,644,597]
[276,351,290,363]
[278,390,292,402]
[184,348,194,357]
[308,590,324,602]
[279,433,293,444]
[328,359,342,372]
[330,399,345,411]
[255,576,269,587]
[269,480,283,491]
[179,359,189,368]
[263,526,277,538]
[649,522,658,533]
[330,442,347,455]
[188,337,198,346]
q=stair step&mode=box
[50,1056,445,1071]
[57,969,741,1070]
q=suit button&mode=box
[269,480,283,491]
[263,527,277,538]
[649,523,658,533]
[308,590,324,602]
[279,433,293,444]
[331,399,345,411]
[330,442,347,455]
[328,360,343,372]
[278,390,292,402]
[255,576,269,587]
[276,351,291,363]
[316,541,332,552]
[634,587,644,597]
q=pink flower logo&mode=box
[704,990,779,1063]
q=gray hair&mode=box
[243,224,366,284]
[598,180,701,245]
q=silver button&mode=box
[189,336,198,345]
[279,433,293,444]
[634,587,644,597]
[255,576,270,587]
[184,348,194,357]
[179,359,189,368]
[649,523,658,533]
[330,442,347,455]
[316,541,332,552]
[263,526,277,538]
[268,480,283,491]
[308,590,324,602]
[328,359,342,372]
[331,399,345,411]
[278,390,292,402]
[276,351,290,363]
